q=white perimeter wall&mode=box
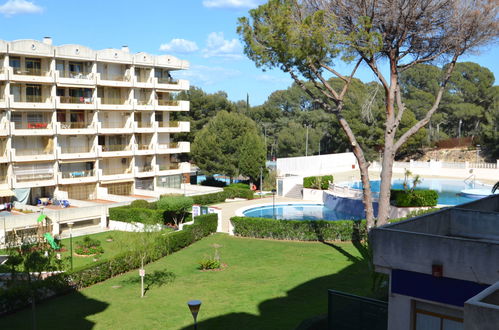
[276,152,357,177]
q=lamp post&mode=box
[187,300,202,330]
[67,222,74,271]
[260,167,263,199]
[271,189,276,220]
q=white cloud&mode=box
[202,0,262,8]
[159,38,199,54]
[175,65,241,86]
[0,0,42,16]
[202,32,243,59]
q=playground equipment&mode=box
[37,214,60,249]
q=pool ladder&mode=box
[464,174,476,189]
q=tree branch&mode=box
[339,58,362,99]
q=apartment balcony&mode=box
[97,97,133,111]
[58,169,97,185]
[11,148,55,162]
[9,67,54,84]
[97,121,133,134]
[156,141,190,154]
[157,161,190,176]
[98,144,133,157]
[135,164,155,177]
[156,100,189,112]
[156,120,190,133]
[0,121,10,136]
[99,167,134,182]
[55,71,95,87]
[13,172,55,189]
[56,96,96,110]
[154,78,189,91]
[56,121,97,135]
[57,146,97,160]
[0,149,9,163]
[134,99,155,111]
[133,77,154,89]
[134,121,155,133]
[0,67,7,81]
[96,72,133,87]
[9,95,54,109]
[134,143,155,156]
[11,122,55,136]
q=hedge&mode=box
[231,216,367,241]
[390,189,438,207]
[303,175,334,190]
[0,214,218,315]
[109,206,165,224]
[223,186,254,200]
[191,187,254,205]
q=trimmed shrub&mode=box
[390,189,438,207]
[227,183,250,190]
[109,206,164,224]
[303,175,334,190]
[223,186,254,200]
[157,196,194,227]
[0,214,218,315]
[130,199,151,209]
[231,216,367,241]
[200,177,227,187]
[192,192,228,205]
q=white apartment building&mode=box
[0,38,190,204]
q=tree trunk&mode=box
[377,148,395,225]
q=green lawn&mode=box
[0,234,373,330]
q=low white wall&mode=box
[108,220,163,232]
[387,293,412,330]
[277,152,357,177]
[277,175,303,197]
[302,188,325,202]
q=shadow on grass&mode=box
[0,290,109,330]
[119,270,176,296]
[180,255,373,330]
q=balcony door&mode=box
[25,58,41,75]
[26,84,41,102]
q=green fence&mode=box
[328,290,387,330]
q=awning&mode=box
[100,179,134,185]
[0,189,15,197]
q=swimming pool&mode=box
[241,203,362,221]
[346,178,494,206]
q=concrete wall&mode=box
[276,152,357,177]
[302,188,324,202]
[277,175,303,197]
[387,293,412,330]
[465,282,499,330]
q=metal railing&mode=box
[60,96,93,104]
[100,97,129,105]
[158,163,179,171]
[137,144,152,150]
[136,121,153,128]
[13,68,50,76]
[59,71,92,79]
[100,121,129,129]
[102,167,131,175]
[157,142,179,150]
[15,148,53,156]
[136,75,151,83]
[61,169,94,179]
[138,165,153,172]
[136,99,152,105]
[61,146,92,154]
[157,121,179,128]
[59,122,92,129]
[13,95,46,103]
[99,73,129,81]
[16,173,53,182]
[15,122,51,129]
[157,100,179,106]
[101,144,129,152]
[469,162,497,169]
[157,77,178,84]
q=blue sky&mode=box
[0,0,497,105]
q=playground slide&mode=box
[44,232,60,250]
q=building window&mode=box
[413,301,463,330]
[156,174,181,189]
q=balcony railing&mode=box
[157,77,178,84]
[101,97,128,105]
[138,165,153,172]
[59,71,92,79]
[157,121,179,128]
[136,121,153,128]
[136,74,151,83]
[158,163,179,171]
[157,143,179,150]
[13,95,46,103]
[0,175,7,184]
[99,73,128,81]
[16,173,53,182]
[157,100,179,106]
[136,99,152,105]
[15,148,53,156]
[61,146,92,154]
[100,121,128,129]
[137,144,152,150]
[60,96,93,104]
[15,122,51,129]
[13,68,50,76]
[102,167,131,175]
[61,169,94,179]
[59,122,92,129]
[101,144,129,152]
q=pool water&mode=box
[242,203,361,221]
[347,178,493,206]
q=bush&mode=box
[198,257,221,270]
[74,236,104,255]
[192,192,228,205]
[200,176,227,187]
[0,214,218,315]
[223,186,254,200]
[157,196,194,226]
[109,206,164,224]
[231,216,367,241]
[303,175,334,190]
[227,183,250,190]
[390,189,438,207]
[130,199,151,209]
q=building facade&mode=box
[371,195,499,330]
[0,38,190,204]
